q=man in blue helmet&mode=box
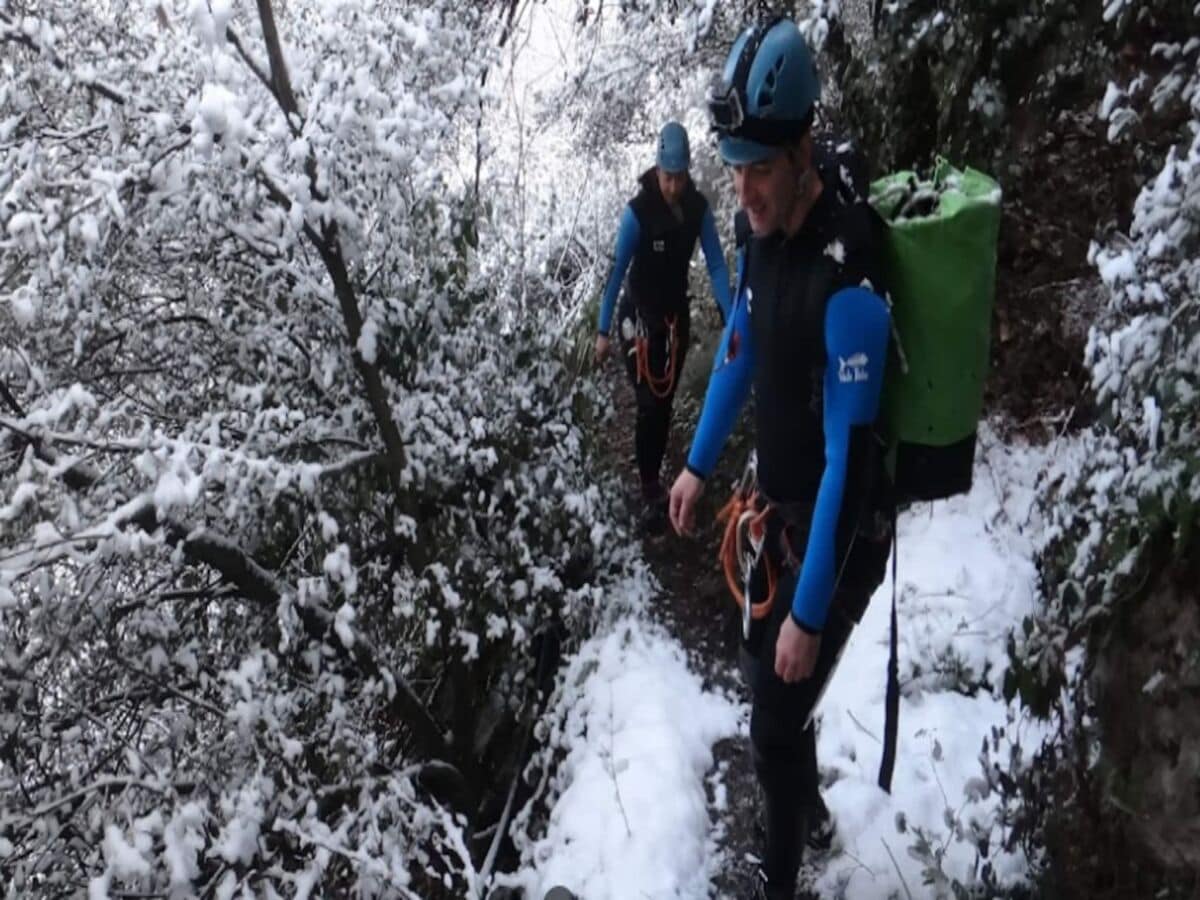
[595,121,732,534]
[668,17,894,899]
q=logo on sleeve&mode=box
[838,353,870,383]
[653,239,665,252]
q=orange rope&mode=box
[716,489,777,621]
[634,315,679,399]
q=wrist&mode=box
[790,609,822,636]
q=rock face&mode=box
[1090,578,1200,873]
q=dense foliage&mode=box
[0,2,648,896]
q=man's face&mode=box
[731,148,804,236]
[656,168,687,206]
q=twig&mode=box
[113,656,226,719]
[962,601,1003,628]
[928,754,973,856]
[11,776,190,825]
[0,14,128,105]
[224,26,274,100]
[1026,276,1089,298]
[930,755,951,814]
[252,0,301,131]
[605,684,633,838]
[838,847,878,878]
[272,818,425,899]
[477,630,557,891]
[880,837,915,900]
[846,708,881,744]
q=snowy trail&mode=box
[505,428,1054,899]
[515,620,744,900]
[483,7,1057,895]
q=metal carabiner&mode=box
[736,508,765,639]
[741,559,754,639]
[735,452,758,499]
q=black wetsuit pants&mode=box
[740,521,890,895]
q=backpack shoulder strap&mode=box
[734,209,752,249]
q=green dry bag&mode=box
[870,161,1002,503]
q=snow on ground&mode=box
[506,425,1061,899]
[515,617,745,900]
[814,427,1051,898]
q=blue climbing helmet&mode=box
[656,121,691,173]
[707,17,820,165]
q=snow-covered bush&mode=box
[825,0,1113,171]
[1003,0,1200,887]
[1015,0,1199,735]
[0,1,646,895]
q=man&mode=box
[595,121,732,534]
[668,18,894,900]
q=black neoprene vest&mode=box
[626,168,708,323]
[742,139,889,510]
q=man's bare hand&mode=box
[669,469,704,535]
[774,615,820,683]
[594,334,611,365]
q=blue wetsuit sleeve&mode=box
[699,206,732,322]
[597,205,640,336]
[791,287,891,631]
[686,248,755,478]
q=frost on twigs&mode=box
[0,1,642,895]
